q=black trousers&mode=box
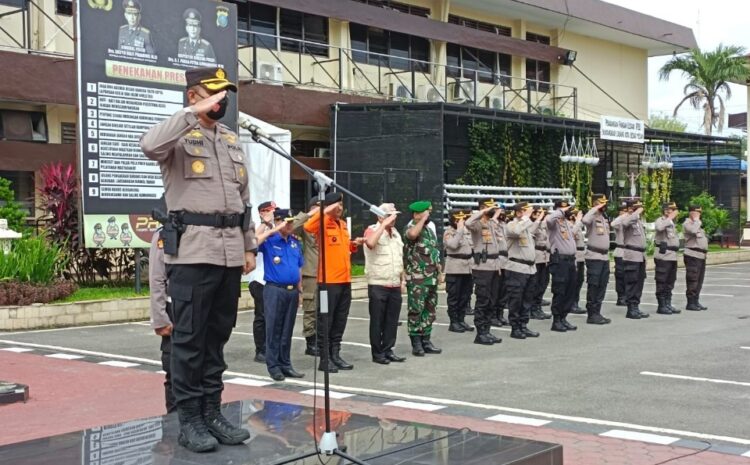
[505,270,534,328]
[623,260,646,306]
[317,283,351,352]
[445,273,472,322]
[368,285,402,358]
[493,270,506,316]
[472,269,501,329]
[549,256,577,317]
[585,259,609,315]
[614,257,625,299]
[167,264,242,404]
[160,302,176,413]
[249,280,265,354]
[531,263,549,308]
[654,259,678,298]
[574,260,585,303]
[684,255,706,299]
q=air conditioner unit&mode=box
[258,62,283,85]
[313,148,330,158]
[388,83,412,100]
[486,95,504,110]
[416,85,445,102]
[450,81,474,102]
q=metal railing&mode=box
[0,0,73,56]
[239,30,578,118]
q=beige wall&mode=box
[555,31,648,121]
[0,1,73,54]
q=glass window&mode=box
[367,27,388,66]
[350,23,368,63]
[446,43,460,79]
[411,36,430,72]
[249,2,276,49]
[279,9,328,56]
[280,9,303,52]
[56,0,72,16]
[303,14,329,56]
[349,25,430,70]
[476,48,495,84]
[236,1,250,45]
[389,31,410,70]
[525,33,551,92]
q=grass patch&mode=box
[707,244,742,253]
[55,285,150,303]
[351,264,365,277]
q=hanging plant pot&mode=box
[617,180,626,188]
[606,179,614,187]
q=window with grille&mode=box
[525,33,551,92]
[350,23,430,72]
[61,122,76,144]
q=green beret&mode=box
[409,200,432,213]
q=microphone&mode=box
[239,116,276,142]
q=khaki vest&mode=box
[364,225,404,286]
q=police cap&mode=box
[185,67,237,92]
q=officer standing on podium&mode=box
[141,67,255,453]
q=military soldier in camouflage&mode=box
[620,199,650,320]
[653,201,681,315]
[683,205,709,311]
[118,0,155,55]
[582,194,612,325]
[404,200,442,356]
[178,8,216,62]
[140,67,255,453]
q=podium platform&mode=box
[0,398,563,465]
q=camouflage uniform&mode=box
[403,221,440,336]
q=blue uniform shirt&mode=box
[259,233,304,286]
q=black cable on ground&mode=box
[651,440,713,465]
[339,427,472,465]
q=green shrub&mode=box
[0,177,27,234]
[681,192,730,237]
[0,236,67,285]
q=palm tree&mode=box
[658,44,749,135]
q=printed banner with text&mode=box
[76,0,237,248]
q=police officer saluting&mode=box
[611,201,629,306]
[621,199,650,320]
[582,194,612,325]
[443,209,475,333]
[654,201,681,315]
[466,199,504,345]
[546,200,578,332]
[504,202,542,339]
[683,205,709,311]
[141,67,255,453]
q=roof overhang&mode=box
[451,0,697,56]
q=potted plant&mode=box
[617,174,626,188]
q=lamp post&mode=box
[0,219,22,254]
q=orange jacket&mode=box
[303,211,357,284]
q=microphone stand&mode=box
[249,132,379,465]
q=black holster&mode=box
[658,241,668,255]
[242,204,253,232]
[152,208,184,256]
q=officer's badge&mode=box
[291,242,298,248]
[157,238,164,249]
[224,133,236,144]
[191,160,205,174]
[273,256,281,264]
[88,0,112,11]
[216,6,229,28]
[239,167,245,178]
[189,130,203,138]
[216,68,226,80]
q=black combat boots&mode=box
[521,324,540,337]
[177,398,219,452]
[421,335,442,354]
[550,315,567,332]
[474,326,498,345]
[510,326,526,339]
[656,296,672,315]
[304,336,319,356]
[459,320,475,331]
[666,296,681,313]
[410,335,425,356]
[331,346,353,370]
[685,297,701,311]
[202,393,251,445]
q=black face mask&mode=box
[206,95,228,120]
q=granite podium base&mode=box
[0,398,563,465]
[0,381,28,405]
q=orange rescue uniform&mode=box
[303,211,358,284]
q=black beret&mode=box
[324,192,343,206]
[513,202,530,213]
[258,201,276,212]
[554,200,570,209]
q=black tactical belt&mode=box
[615,244,624,249]
[554,253,576,260]
[535,246,549,251]
[687,247,708,254]
[499,250,509,257]
[666,246,680,252]
[587,245,609,255]
[447,253,473,259]
[180,211,244,228]
[510,257,535,266]
[624,245,646,252]
[576,247,585,251]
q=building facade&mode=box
[0,0,696,216]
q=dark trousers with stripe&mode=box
[549,256,577,317]
[318,283,351,352]
[445,273,472,323]
[623,260,646,306]
[167,264,241,404]
[654,259,677,298]
[472,269,500,330]
[505,270,534,329]
[614,257,625,300]
[160,302,176,413]
[585,259,609,315]
[531,263,549,308]
[684,255,706,299]
[574,260,585,304]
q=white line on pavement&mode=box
[384,400,445,411]
[300,389,353,399]
[4,340,750,446]
[640,371,750,387]
[742,450,750,458]
[98,360,140,368]
[225,377,273,387]
[600,429,679,445]
[486,413,550,427]
[230,331,372,348]
[45,353,84,360]
[2,322,144,335]
[0,347,33,353]
[603,300,656,307]
[605,290,735,298]
[741,347,750,351]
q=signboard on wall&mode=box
[75,0,237,248]
[600,115,645,144]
